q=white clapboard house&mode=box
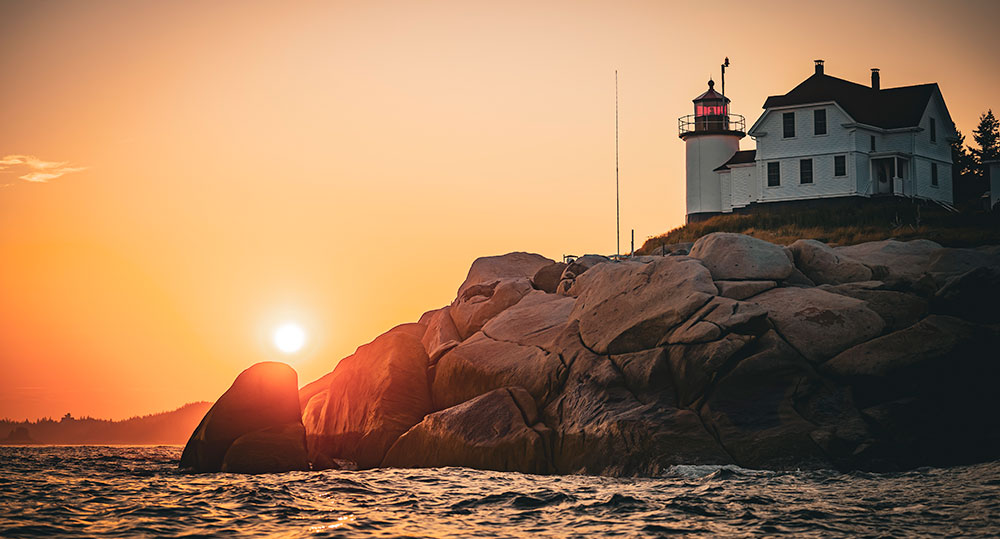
[679,60,956,222]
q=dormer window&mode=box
[930,117,937,142]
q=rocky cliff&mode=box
[182,234,1000,475]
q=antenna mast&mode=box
[615,70,620,257]
[721,57,730,99]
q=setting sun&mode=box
[273,323,306,354]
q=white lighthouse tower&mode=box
[679,77,745,222]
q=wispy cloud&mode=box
[0,154,87,183]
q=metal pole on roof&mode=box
[721,57,730,100]
[615,69,620,258]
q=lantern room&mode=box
[679,79,745,139]
[695,79,729,117]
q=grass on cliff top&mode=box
[637,197,1000,254]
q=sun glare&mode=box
[273,323,306,354]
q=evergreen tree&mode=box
[971,109,1000,172]
[951,128,979,203]
[951,128,975,178]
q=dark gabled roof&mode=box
[762,73,938,129]
[714,150,756,171]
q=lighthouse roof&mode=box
[693,79,731,103]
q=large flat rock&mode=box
[689,232,794,280]
[570,257,718,354]
[789,239,873,285]
[481,290,575,349]
[457,252,554,298]
[431,331,564,411]
[382,387,549,473]
[750,287,885,364]
[834,239,942,279]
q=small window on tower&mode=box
[931,162,939,186]
[834,155,847,177]
[800,159,813,184]
[871,136,876,151]
[814,109,827,135]
[930,118,937,142]
[767,162,781,186]
[783,113,795,138]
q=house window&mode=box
[930,117,937,143]
[931,162,938,186]
[814,109,827,135]
[800,159,813,184]
[834,155,847,177]
[767,162,781,186]
[783,112,795,138]
[870,135,876,151]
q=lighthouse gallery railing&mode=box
[678,113,746,137]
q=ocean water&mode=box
[0,446,998,538]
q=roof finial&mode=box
[708,79,715,89]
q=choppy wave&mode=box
[1,446,998,537]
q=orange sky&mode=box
[2,0,998,420]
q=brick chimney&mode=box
[871,68,880,90]
[814,59,824,75]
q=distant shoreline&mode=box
[0,443,185,447]
[1,402,211,446]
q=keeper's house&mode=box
[680,60,957,222]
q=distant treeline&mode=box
[0,402,212,445]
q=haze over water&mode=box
[2,446,998,537]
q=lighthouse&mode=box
[679,78,745,222]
